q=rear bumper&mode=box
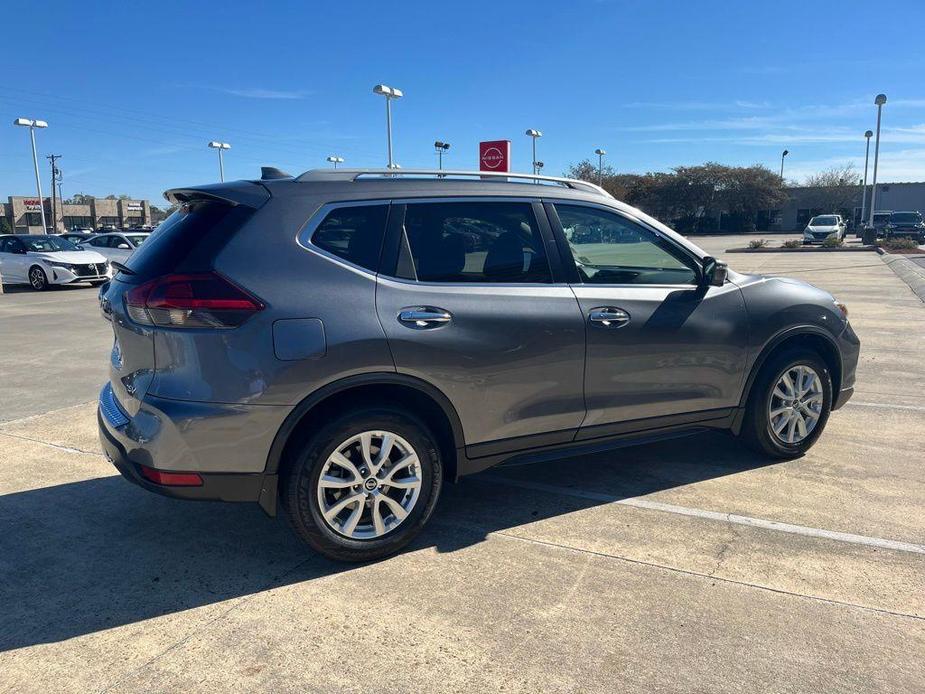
[97,384,282,515]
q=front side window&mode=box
[555,204,698,285]
[311,204,388,272]
[401,201,551,283]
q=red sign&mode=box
[23,198,42,212]
[479,140,511,172]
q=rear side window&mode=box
[400,201,551,283]
[310,204,388,272]
[121,202,253,283]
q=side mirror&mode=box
[701,256,728,287]
[117,243,131,249]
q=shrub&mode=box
[781,239,802,249]
[748,239,768,249]
[821,237,843,248]
[878,237,919,251]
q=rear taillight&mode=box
[125,272,263,328]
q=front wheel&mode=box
[29,266,49,291]
[281,409,443,562]
[740,349,833,458]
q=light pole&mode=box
[326,155,344,169]
[779,149,789,180]
[208,141,231,182]
[14,118,49,232]
[535,161,544,175]
[594,148,607,185]
[434,141,450,170]
[868,94,887,228]
[525,129,542,176]
[373,84,403,168]
[860,130,873,228]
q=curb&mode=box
[879,253,925,303]
[724,246,877,254]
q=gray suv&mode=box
[98,168,860,561]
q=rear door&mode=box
[548,201,749,439]
[0,237,28,283]
[375,198,586,455]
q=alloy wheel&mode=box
[767,364,823,444]
[316,431,422,540]
[29,267,46,290]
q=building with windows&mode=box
[0,195,153,234]
[778,181,925,230]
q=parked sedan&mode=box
[803,214,846,244]
[84,232,150,263]
[0,234,110,290]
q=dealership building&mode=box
[0,195,153,234]
[776,180,925,230]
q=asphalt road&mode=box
[1,239,923,693]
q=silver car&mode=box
[98,168,860,561]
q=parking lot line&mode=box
[846,400,925,413]
[481,476,925,556]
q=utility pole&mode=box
[47,154,62,233]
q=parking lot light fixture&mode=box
[373,84,403,169]
[594,148,607,185]
[860,130,874,228]
[13,117,49,232]
[525,129,542,176]
[868,94,887,228]
[780,149,789,181]
[208,141,231,182]
[434,141,450,170]
[326,155,344,169]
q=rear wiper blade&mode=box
[111,261,135,275]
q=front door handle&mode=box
[398,306,452,329]
[589,307,630,328]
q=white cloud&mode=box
[215,87,310,100]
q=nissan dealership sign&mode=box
[23,199,42,212]
[479,140,511,172]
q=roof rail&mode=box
[294,168,612,197]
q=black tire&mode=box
[740,348,833,459]
[29,265,49,291]
[280,408,443,562]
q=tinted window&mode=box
[401,201,550,283]
[810,216,837,225]
[555,205,698,285]
[311,205,388,272]
[120,202,254,283]
[89,236,109,247]
[891,212,922,224]
[0,238,23,253]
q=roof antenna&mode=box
[261,166,291,180]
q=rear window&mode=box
[120,202,253,282]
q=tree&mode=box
[0,218,11,234]
[66,193,95,204]
[798,164,860,217]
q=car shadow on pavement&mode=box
[0,430,776,652]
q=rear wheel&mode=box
[740,348,832,458]
[281,409,442,562]
[29,265,49,291]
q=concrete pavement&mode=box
[0,242,923,693]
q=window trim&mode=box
[379,196,560,287]
[546,200,705,288]
[296,199,393,277]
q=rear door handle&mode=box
[398,306,452,329]
[589,307,630,327]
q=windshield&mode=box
[127,234,149,247]
[890,212,922,224]
[23,236,79,253]
[809,216,837,226]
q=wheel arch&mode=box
[739,326,843,411]
[263,373,465,483]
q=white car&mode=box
[84,232,150,263]
[803,214,846,244]
[0,234,110,290]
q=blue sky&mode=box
[2,0,924,205]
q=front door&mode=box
[549,202,749,440]
[375,199,586,454]
[0,237,28,283]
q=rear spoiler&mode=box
[164,181,270,209]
